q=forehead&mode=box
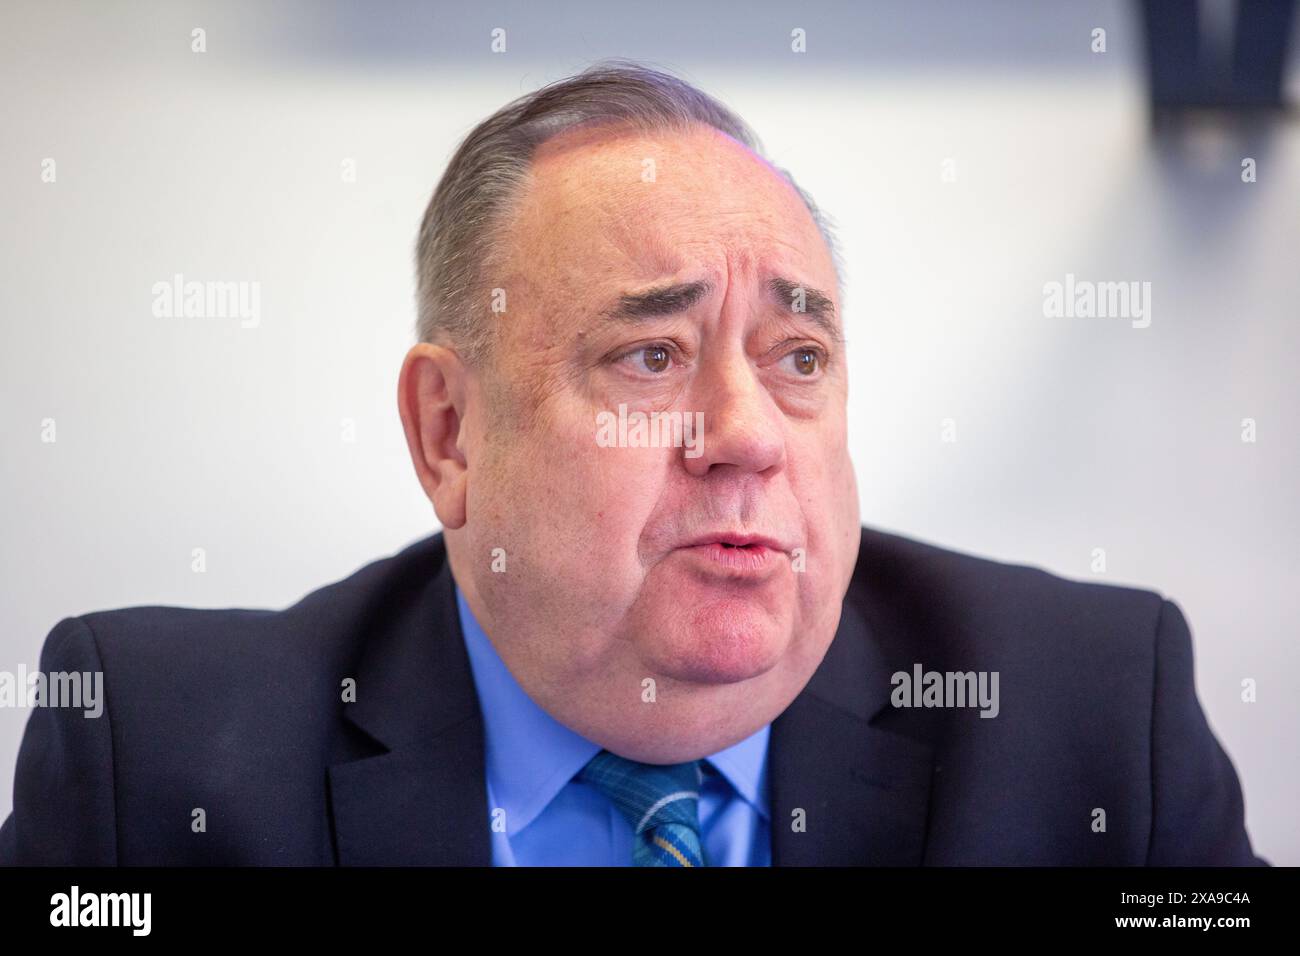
[502,122,836,304]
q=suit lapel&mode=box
[327,537,491,865]
[769,594,936,865]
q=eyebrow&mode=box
[765,277,841,344]
[605,280,714,319]
[603,276,842,343]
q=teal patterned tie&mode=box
[576,750,706,866]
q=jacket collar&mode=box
[327,537,492,865]
[327,532,934,866]
[768,591,936,865]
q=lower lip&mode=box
[678,543,779,576]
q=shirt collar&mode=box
[454,581,770,837]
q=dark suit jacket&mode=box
[0,527,1267,865]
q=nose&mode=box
[683,348,785,478]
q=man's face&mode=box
[445,122,860,763]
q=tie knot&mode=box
[576,750,706,866]
[577,750,703,833]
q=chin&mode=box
[643,597,790,685]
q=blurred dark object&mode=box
[1141,0,1296,123]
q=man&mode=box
[0,61,1265,866]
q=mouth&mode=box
[679,532,787,553]
[674,533,788,577]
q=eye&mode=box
[781,347,823,377]
[641,345,671,373]
[617,344,674,374]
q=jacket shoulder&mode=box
[853,524,1169,640]
[76,532,449,674]
[848,524,1175,716]
[851,527,1263,865]
[1,533,451,864]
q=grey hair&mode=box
[414,58,843,364]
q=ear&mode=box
[397,343,469,529]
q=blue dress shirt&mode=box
[454,582,772,866]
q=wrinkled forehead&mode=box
[500,123,837,312]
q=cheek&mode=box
[574,453,662,561]
[489,412,669,561]
[788,432,859,595]
[787,430,844,526]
